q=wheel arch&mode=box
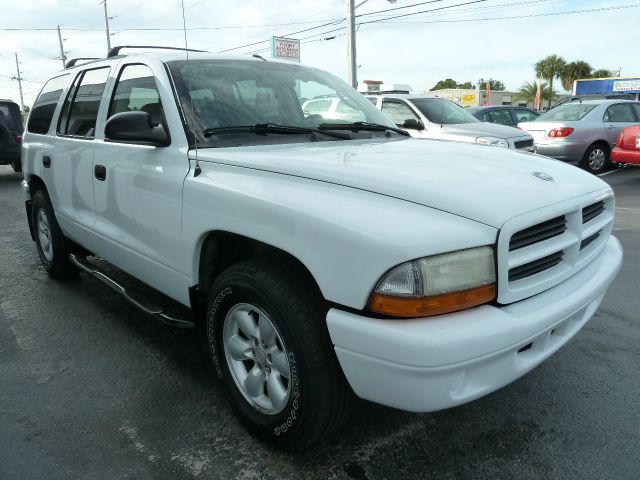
[195,231,325,305]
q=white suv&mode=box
[22,47,622,450]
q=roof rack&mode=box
[65,57,101,68]
[107,45,206,58]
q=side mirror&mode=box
[105,111,170,147]
[402,118,425,130]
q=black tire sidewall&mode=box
[206,273,315,445]
[11,158,22,173]
[31,192,55,270]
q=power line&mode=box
[377,3,640,23]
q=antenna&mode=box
[180,0,201,177]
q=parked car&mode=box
[0,98,24,172]
[369,94,535,152]
[611,125,640,165]
[467,105,539,126]
[518,99,640,174]
[301,95,365,122]
[22,47,622,450]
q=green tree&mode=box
[516,80,554,106]
[561,61,592,91]
[477,78,505,91]
[431,78,458,90]
[457,81,473,89]
[535,55,566,109]
[592,69,613,78]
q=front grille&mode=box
[498,194,614,304]
[580,232,600,250]
[514,139,534,149]
[509,251,564,282]
[509,216,566,251]
[582,201,604,223]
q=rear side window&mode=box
[483,109,513,126]
[58,67,109,138]
[0,105,17,130]
[27,74,70,134]
[514,109,538,122]
[108,64,164,126]
[603,103,635,123]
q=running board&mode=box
[69,254,195,330]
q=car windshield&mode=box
[410,98,479,124]
[167,59,397,146]
[538,103,597,121]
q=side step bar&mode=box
[69,254,195,330]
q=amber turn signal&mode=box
[367,283,496,318]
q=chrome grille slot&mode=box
[580,232,600,250]
[509,251,564,282]
[509,216,566,251]
[582,201,604,223]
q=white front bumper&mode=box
[326,236,623,412]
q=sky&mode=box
[0,0,638,109]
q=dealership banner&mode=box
[613,79,640,92]
[271,36,300,63]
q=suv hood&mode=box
[442,122,530,139]
[194,138,608,228]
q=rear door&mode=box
[90,61,191,302]
[603,103,637,145]
[53,66,111,239]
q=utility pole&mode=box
[346,0,357,89]
[103,0,111,55]
[57,25,67,68]
[13,53,25,118]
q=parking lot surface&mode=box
[1,165,639,480]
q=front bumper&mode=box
[612,147,640,165]
[535,141,587,162]
[326,236,622,412]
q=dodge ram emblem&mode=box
[532,171,554,182]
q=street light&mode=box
[347,0,396,88]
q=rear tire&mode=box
[580,143,610,174]
[31,190,78,278]
[10,158,22,173]
[206,258,354,450]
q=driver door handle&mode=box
[94,165,106,181]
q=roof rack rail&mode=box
[107,45,206,58]
[65,57,101,68]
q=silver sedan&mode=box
[369,94,536,153]
[519,99,640,174]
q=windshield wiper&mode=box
[203,123,350,139]
[318,121,410,137]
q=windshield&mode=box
[167,59,396,146]
[410,98,479,125]
[538,103,597,121]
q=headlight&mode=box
[476,136,509,148]
[368,247,496,318]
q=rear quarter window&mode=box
[0,104,17,131]
[27,74,70,134]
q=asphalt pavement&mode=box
[1,164,638,480]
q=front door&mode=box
[91,61,192,303]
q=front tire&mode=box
[31,190,78,278]
[206,258,354,450]
[580,143,610,174]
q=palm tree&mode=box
[535,55,566,109]
[561,61,592,91]
[517,80,553,107]
[592,69,613,78]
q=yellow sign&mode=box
[460,94,477,106]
